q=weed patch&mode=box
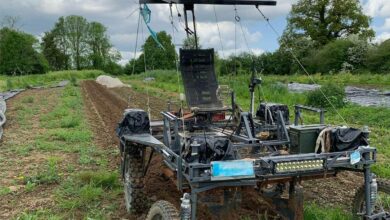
[23,158,61,185]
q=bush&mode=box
[307,83,346,108]
[366,39,390,73]
[306,40,355,74]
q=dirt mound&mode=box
[96,75,129,88]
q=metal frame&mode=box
[120,107,382,219]
[140,0,277,6]
[118,1,386,219]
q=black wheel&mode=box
[146,200,180,220]
[352,179,390,219]
[124,146,147,213]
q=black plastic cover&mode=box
[331,128,369,152]
[116,109,150,137]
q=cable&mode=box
[234,7,268,103]
[132,9,141,75]
[140,11,152,130]
[256,6,348,125]
[170,3,186,135]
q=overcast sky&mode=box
[1,0,389,65]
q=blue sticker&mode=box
[211,160,254,180]
[351,151,361,165]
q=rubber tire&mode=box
[124,147,147,214]
[146,200,180,220]
[352,179,390,219]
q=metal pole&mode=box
[183,7,190,38]
[191,192,197,220]
[191,8,199,49]
[363,152,372,217]
[250,90,255,115]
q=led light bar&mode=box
[275,159,324,173]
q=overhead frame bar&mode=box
[140,0,277,6]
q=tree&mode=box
[285,0,374,46]
[1,16,21,30]
[41,31,69,71]
[64,16,89,70]
[88,22,112,69]
[0,28,48,75]
[183,36,200,49]
[130,31,176,73]
[305,39,355,73]
[366,40,390,73]
[42,16,120,72]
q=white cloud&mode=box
[374,32,390,43]
[379,18,390,31]
[363,0,390,17]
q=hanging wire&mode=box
[132,9,141,75]
[234,7,268,102]
[213,5,233,94]
[256,6,348,125]
[175,4,187,31]
[234,6,238,77]
[140,9,153,130]
[170,3,186,134]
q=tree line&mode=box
[0,15,122,75]
[1,0,390,76]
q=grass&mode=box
[55,171,121,218]
[304,203,352,220]
[0,70,105,92]
[23,157,61,185]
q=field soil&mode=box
[0,88,77,218]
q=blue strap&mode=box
[141,4,165,50]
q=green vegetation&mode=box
[307,84,346,108]
[0,70,104,91]
[42,16,122,73]
[124,31,177,74]
[304,203,351,220]
[23,158,61,185]
[0,28,49,75]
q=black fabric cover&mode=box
[256,103,290,125]
[331,128,369,152]
[116,109,150,137]
[180,49,223,110]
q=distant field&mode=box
[0,70,105,92]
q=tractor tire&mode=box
[352,179,390,219]
[146,200,180,220]
[124,146,147,214]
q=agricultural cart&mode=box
[117,1,390,219]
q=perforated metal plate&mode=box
[180,49,224,110]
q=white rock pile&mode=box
[96,75,130,88]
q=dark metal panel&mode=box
[140,0,277,5]
[180,49,224,110]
